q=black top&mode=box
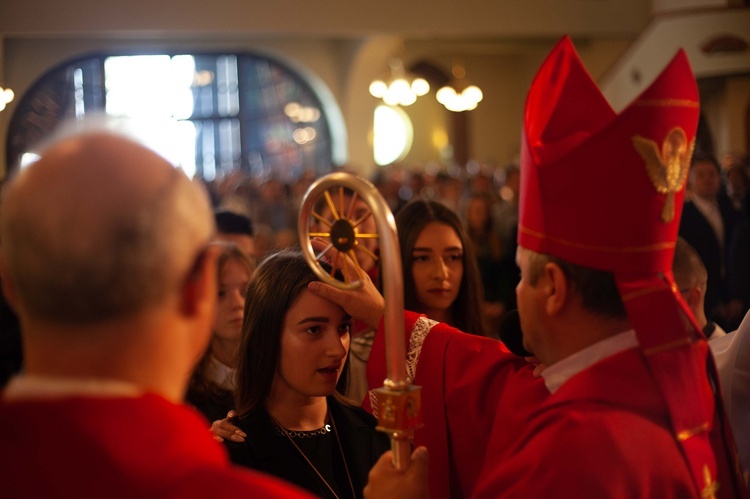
[226,396,389,499]
[0,285,22,388]
[679,197,740,325]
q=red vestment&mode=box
[366,312,548,499]
[367,313,737,498]
[0,393,311,498]
[474,347,700,498]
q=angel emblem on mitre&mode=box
[632,127,695,223]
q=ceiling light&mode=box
[369,58,429,107]
[436,64,482,112]
[0,86,14,112]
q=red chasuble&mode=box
[367,313,737,498]
[0,393,311,498]
[474,347,700,498]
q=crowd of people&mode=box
[1,35,750,499]
[205,145,750,337]
[205,160,523,337]
[680,151,750,332]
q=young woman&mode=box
[395,199,486,336]
[225,249,389,499]
[186,244,254,423]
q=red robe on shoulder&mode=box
[367,312,738,498]
[366,312,548,499]
[0,393,311,499]
[474,347,699,498]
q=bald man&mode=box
[0,131,309,498]
[673,237,727,340]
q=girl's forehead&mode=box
[284,289,347,322]
[416,222,461,245]
[220,259,251,279]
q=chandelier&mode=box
[0,85,14,112]
[436,64,482,112]
[369,58,430,107]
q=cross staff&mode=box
[298,172,422,470]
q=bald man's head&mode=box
[0,132,214,324]
[672,237,708,293]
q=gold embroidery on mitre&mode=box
[701,465,718,499]
[518,225,675,254]
[621,286,665,302]
[632,128,695,223]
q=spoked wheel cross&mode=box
[297,172,419,471]
[300,180,379,289]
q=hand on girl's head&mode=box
[307,237,385,328]
[307,278,385,330]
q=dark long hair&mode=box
[234,248,350,417]
[395,199,486,336]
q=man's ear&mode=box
[543,262,568,316]
[181,245,219,318]
[685,286,702,310]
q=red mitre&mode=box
[519,36,746,498]
[519,35,697,274]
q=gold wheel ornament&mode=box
[300,177,380,289]
[298,172,422,471]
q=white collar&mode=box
[690,196,724,245]
[691,194,718,212]
[708,322,727,340]
[205,355,236,391]
[3,375,142,401]
[542,329,638,394]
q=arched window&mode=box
[7,53,339,181]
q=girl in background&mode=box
[186,244,254,423]
[395,199,486,336]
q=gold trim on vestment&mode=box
[701,464,718,499]
[644,338,692,356]
[632,98,699,108]
[677,422,710,441]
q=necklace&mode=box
[271,408,356,499]
[273,424,332,438]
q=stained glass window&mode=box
[7,53,334,182]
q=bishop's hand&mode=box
[364,447,429,499]
[307,237,385,329]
